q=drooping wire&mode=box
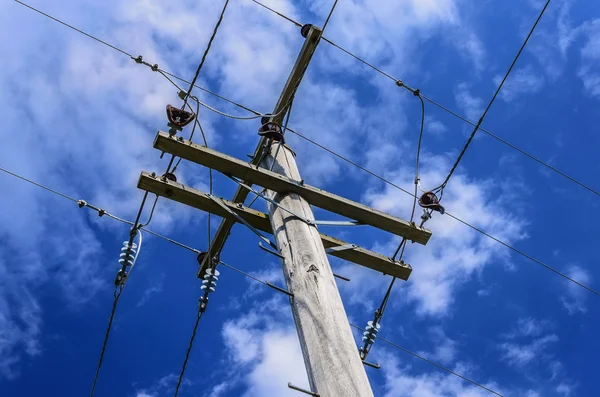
[21,0,593,203]
[90,230,142,397]
[247,0,600,200]
[350,324,505,397]
[360,94,427,361]
[430,0,550,196]
[181,0,230,108]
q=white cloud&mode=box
[454,83,484,121]
[346,154,526,316]
[494,65,545,101]
[578,20,600,97]
[221,299,309,397]
[136,273,165,307]
[499,334,559,367]
[560,265,591,315]
[381,351,500,397]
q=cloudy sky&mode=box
[1,0,600,396]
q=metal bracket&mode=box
[333,273,350,282]
[207,194,281,254]
[288,383,319,396]
[362,360,381,370]
[266,281,294,297]
[325,244,357,254]
[259,241,285,259]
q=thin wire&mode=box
[139,195,159,228]
[10,0,600,296]
[321,0,339,34]
[219,260,271,287]
[0,166,78,202]
[4,163,599,298]
[182,0,230,107]
[350,324,505,397]
[435,0,551,192]
[14,0,133,57]
[249,0,600,200]
[285,128,600,296]
[173,298,207,397]
[89,287,123,397]
[249,0,302,27]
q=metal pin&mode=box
[362,360,381,370]
[288,383,319,396]
[333,273,351,282]
[266,281,294,297]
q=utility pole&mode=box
[260,140,374,396]
[140,23,431,397]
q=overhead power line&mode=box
[350,324,504,397]
[182,0,230,107]
[248,0,600,200]
[12,0,600,296]
[434,0,551,193]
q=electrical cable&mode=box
[349,324,504,397]
[247,0,600,200]
[90,230,142,397]
[249,0,302,27]
[181,0,230,108]
[433,0,551,194]
[89,286,123,397]
[173,294,208,397]
[321,0,339,34]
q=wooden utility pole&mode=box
[140,23,431,397]
[260,141,375,396]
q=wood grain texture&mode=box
[137,171,412,280]
[261,143,374,397]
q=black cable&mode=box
[248,0,600,201]
[350,324,505,397]
[321,0,339,33]
[173,295,208,397]
[435,0,551,192]
[182,0,230,107]
[14,0,133,57]
[249,0,302,27]
[90,287,123,397]
[0,165,78,202]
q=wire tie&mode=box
[395,80,404,87]
[151,64,159,72]
[413,89,421,97]
[77,199,87,208]
[132,55,143,64]
[98,209,106,217]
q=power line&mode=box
[248,0,600,201]
[14,0,270,120]
[434,0,551,193]
[321,0,339,34]
[182,0,230,107]
[281,128,600,297]
[12,0,600,301]
[350,324,505,397]
[14,0,132,57]
[89,287,124,397]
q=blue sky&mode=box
[1,0,600,396]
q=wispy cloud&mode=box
[560,265,591,315]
